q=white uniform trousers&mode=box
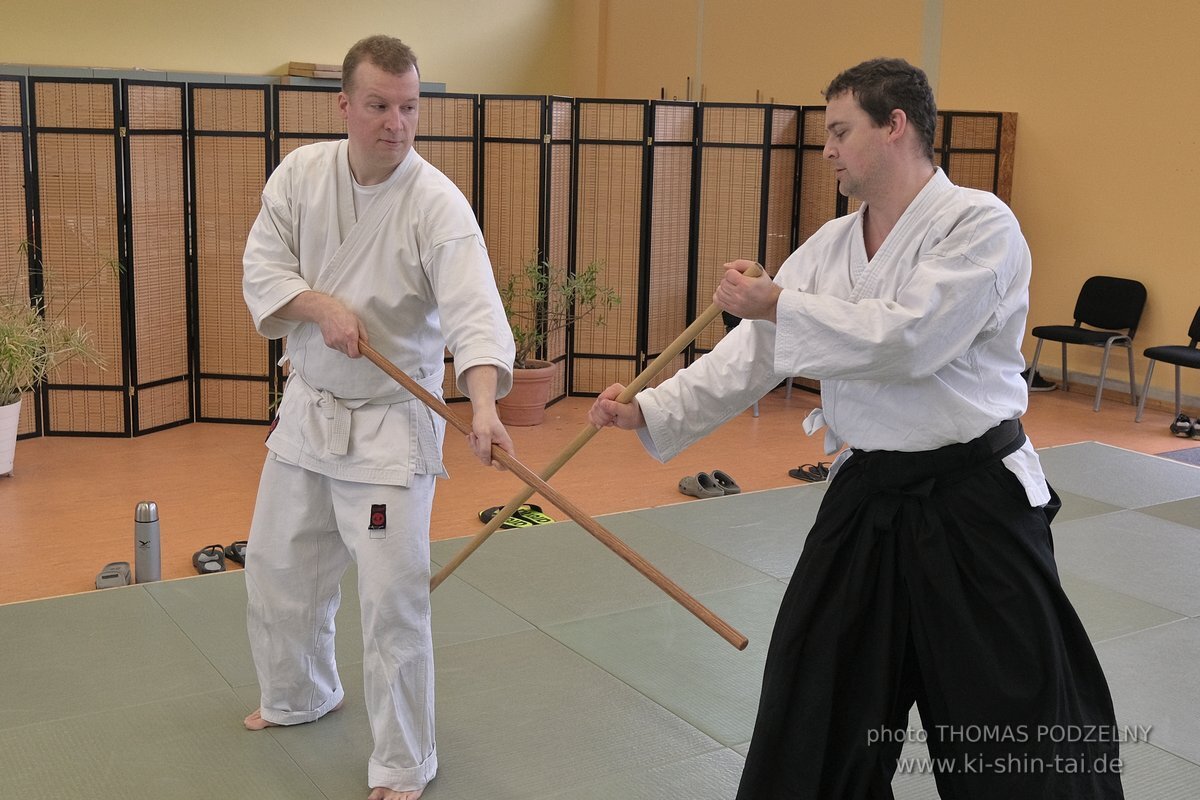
[245,453,438,792]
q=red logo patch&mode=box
[369,504,387,530]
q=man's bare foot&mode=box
[243,699,344,730]
[367,787,423,800]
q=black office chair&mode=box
[1134,305,1200,422]
[1028,276,1147,411]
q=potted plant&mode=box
[496,255,620,426]
[0,242,110,475]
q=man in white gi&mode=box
[590,58,1123,799]
[241,35,515,800]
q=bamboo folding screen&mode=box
[125,81,190,434]
[692,104,802,355]
[2,72,1015,438]
[643,102,695,389]
[479,96,558,401]
[936,112,1016,201]
[573,99,647,395]
[0,77,38,437]
[29,78,127,435]
[189,85,271,425]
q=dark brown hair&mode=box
[823,58,936,161]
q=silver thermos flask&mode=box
[135,500,161,583]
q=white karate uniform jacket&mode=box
[243,140,515,486]
[637,169,1050,505]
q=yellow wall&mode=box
[4,0,1196,403]
[0,0,577,95]
[938,0,1199,401]
[592,0,1197,404]
[595,0,928,105]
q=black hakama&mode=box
[735,421,1124,799]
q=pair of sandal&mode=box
[678,469,741,499]
[192,540,247,574]
[788,462,831,483]
[478,503,556,529]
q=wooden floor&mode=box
[1,383,1197,606]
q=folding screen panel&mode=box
[29,78,128,435]
[693,103,767,352]
[938,112,1017,204]
[765,106,801,274]
[417,93,477,208]
[189,84,271,423]
[572,99,647,395]
[797,106,840,244]
[124,81,191,434]
[476,96,569,398]
[479,94,582,405]
[0,77,39,438]
[416,93,479,402]
[480,96,544,281]
[274,84,344,162]
[642,101,695,388]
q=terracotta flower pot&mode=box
[497,360,556,426]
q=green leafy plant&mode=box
[0,241,115,406]
[499,256,620,369]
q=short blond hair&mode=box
[342,35,419,95]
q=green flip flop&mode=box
[513,506,555,525]
[478,505,536,529]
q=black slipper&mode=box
[192,544,226,574]
[788,463,830,482]
[224,540,248,565]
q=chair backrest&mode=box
[1073,275,1147,336]
[1188,305,1200,345]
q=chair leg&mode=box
[1135,360,1155,422]
[785,377,793,400]
[1028,339,1044,387]
[1094,342,1113,411]
[1125,344,1138,406]
[752,399,759,418]
[1061,342,1070,392]
[1174,365,1183,418]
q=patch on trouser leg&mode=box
[369,503,387,537]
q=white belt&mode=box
[289,369,445,457]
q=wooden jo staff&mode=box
[358,339,749,651]
[430,263,766,592]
